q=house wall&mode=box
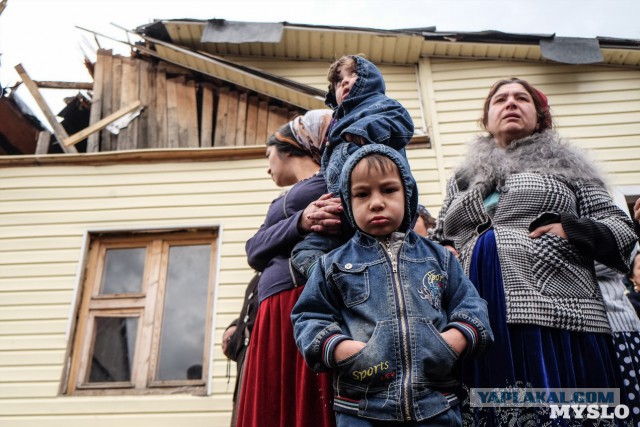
[238,57,640,214]
[0,148,433,426]
[233,58,427,133]
[1,54,639,426]
[0,158,270,426]
[419,58,640,213]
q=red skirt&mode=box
[236,286,335,427]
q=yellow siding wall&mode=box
[233,58,426,133]
[2,55,639,426]
[421,58,640,214]
[0,151,434,426]
[0,158,274,426]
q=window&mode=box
[63,228,219,395]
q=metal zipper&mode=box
[383,237,412,420]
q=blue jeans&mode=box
[335,406,462,427]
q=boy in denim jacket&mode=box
[292,145,493,426]
[290,55,414,283]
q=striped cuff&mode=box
[446,321,478,356]
[322,333,350,368]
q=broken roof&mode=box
[135,19,640,66]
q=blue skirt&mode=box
[460,230,623,426]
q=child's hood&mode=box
[339,144,418,234]
[325,56,386,110]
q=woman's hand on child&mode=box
[334,340,366,363]
[440,328,467,356]
[300,193,343,234]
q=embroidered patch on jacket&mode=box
[418,270,445,309]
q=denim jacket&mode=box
[290,57,414,282]
[291,146,493,421]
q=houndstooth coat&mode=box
[431,130,637,334]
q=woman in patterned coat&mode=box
[430,78,637,425]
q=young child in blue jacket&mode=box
[291,55,414,283]
[291,145,493,426]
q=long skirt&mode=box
[460,230,623,426]
[236,286,335,427]
[612,331,640,427]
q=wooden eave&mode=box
[156,20,640,68]
[0,146,266,167]
[159,21,425,65]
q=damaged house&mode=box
[1,19,639,425]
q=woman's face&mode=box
[266,146,296,187]
[486,83,539,148]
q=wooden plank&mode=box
[100,51,115,151]
[225,90,239,147]
[136,60,151,149]
[184,79,199,147]
[35,130,51,154]
[256,100,269,145]
[244,96,259,146]
[155,63,168,148]
[117,58,139,150]
[175,76,190,147]
[144,61,158,150]
[199,84,214,147]
[213,87,230,147]
[14,64,77,154]
[266,105,286,139]
[106,55,122,151]
[166,77,180,148]
[235,92,248,146]
[33,81,93,90]
[87,51,108,152]
[63,101,143,147]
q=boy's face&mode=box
[350,159,405,236]
[335,63,358,106]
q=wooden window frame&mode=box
[63,227,219,396]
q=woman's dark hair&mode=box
[266,124,309,158]
[480,77,553,134]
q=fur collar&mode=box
[454,130,606,193]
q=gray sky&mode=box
[1,0,639,123]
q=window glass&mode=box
[88,317,138,383]
[101,247,146,294]
[156,245,210,381]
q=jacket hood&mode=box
[325,56,386,111]
[339,145,418,234]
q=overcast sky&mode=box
[1,0,639,124]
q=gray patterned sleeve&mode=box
[562,180,637,273]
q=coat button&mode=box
[248,292,253,300]
[345,263,353,270]
[244,315,249,323]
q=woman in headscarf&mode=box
[236,110,336,427]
